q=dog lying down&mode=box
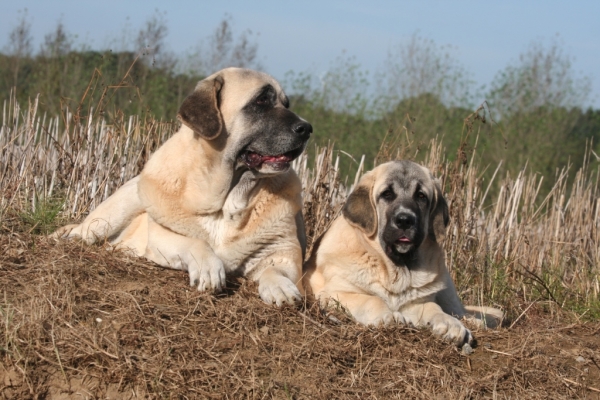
[304,160,503,346]
[52,68,312,307]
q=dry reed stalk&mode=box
[1,99,599,313]
[1,94,175,222]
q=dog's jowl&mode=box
[304,160,503,345]
[53,68,312,306]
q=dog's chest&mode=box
[194,172,262,245]
[196,184,295,272]
[372,268,446,311]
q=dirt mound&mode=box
[1,232,599,399]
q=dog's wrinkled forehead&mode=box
[215,68,288,113]
[373,161,433,198]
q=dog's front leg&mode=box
[321,291,406,326]
[252,250,304,306]
[144,217,226,292]
[401,300,473,345]
[51,176,143,243]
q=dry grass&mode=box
[1,97,600,398]
[1,232,599,399]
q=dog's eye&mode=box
[255,94,270,106]
[416,191,426,200]
[380,189,395,201]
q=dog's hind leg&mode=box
[434,266,468,318]
[463,306,504,328]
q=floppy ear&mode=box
[178,75,225,140]
[429,178,449,243]
[342,172,377,237]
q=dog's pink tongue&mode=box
[263,154,291,164]
[245,152,292,169]
[398,237,412,243]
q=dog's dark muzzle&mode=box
[380,209,425,265]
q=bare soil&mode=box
[1,231,599,399]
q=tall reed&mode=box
[1,97,598,318]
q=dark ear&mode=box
[430,179,449,243]
[342,173,377,237]
[178,75,225,140]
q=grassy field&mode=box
[1,97,600,398]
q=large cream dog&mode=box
[304,160,502,345]
[53,68,312,306]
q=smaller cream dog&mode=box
[304,160,502,345]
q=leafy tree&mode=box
[483,38,593,189]
[285,54,383,175]
[377,33,475,110]
[182,14,262,76]
[570,108,600,159]
[3,8,33,88]
[371,33,479,167]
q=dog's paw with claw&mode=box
[188,256,226,293]
[258,274,301,306]
[49,224,77,240]
[428,313,473,346]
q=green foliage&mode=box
[290,97,386,176]
[19,197,65,235]
[572,108,600,156]
[0,13,263,122]
[383,93,475,159]
[479,38,597,193]
[478,106,597,182]
[0,49,202,121]
[284,55,384,175]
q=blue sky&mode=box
[1,0,599,107]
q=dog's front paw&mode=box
[428,313,473,345]
[258,274,301,306]
[188,256,226,293]
[49,224,79,240]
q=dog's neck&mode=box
[222,168,261,215]
[384,245,420,269]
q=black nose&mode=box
[394,213,416,229]
[292,121,312,139]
